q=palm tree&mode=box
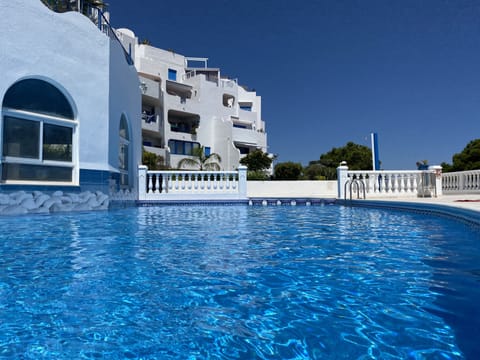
[178,146,222,171]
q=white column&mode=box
[238,166,248,198]
[429,165,443,197]
[138,165,147,200]
[337,163,349,199]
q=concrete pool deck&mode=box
[372,194,480,211]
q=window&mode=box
[119,115,130,188]
[168,69,177,81]
[1,79,76,183]
[168,140,200,155]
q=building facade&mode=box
[117,29,268,171]
[0,0,141,214]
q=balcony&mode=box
[184,69,220,85]
[166,80,192,99]
[139,76,161,102]
[168,110,200,136]
[237,109,258,124]
[232,127,264,148]
[142,113,161,133]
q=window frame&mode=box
[118,115,130,189]
[1,107,78,185]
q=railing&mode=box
[41,0,133,65]
[96,10,134,65]
[337,166,439,199]
[183,70,219,85]
[220,78,238,88]
[141,113,157,123]
[138,166,248,201]
[443,170,480,193]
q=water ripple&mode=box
[0,206,478,358]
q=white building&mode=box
[117,29,268,170]
[0,0,141,214]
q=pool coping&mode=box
[131,195,480,228]
[337,198,480,228]
[135,198,337,207]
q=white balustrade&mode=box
[442,170,480,194]
[138,166,248,201]
[338,168,437,199]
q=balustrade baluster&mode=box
[366,174,373,194]
[226,174,231,190]
[379,174,386,193]
[372,174,378,193]
[174,175,179,191]
[391,174,398,194]
[148,174,154,194]
[193,174,198,191]
[161,174,166,193]
[398,174,405,193]
[412,174,418,194]
[207,174,212,191]
[220,174,225,190]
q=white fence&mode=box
[138,166,247,201]
[442,170,480,194]
[338,165,441,199]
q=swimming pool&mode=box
[0,205,479,359]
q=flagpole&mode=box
[371,133,380,170]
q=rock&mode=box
[2,205,28,215]
[34,194,51,207]
[42,198,62,210]
[0,194,10,205]
[20,198,37,211]
[51,203,74,212]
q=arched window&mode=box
[119,114,130,188]
[1,79,76,183]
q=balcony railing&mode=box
[142,113,157,123]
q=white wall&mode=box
[0,0,110,170]
[247,181,337,198]
[108,40,142,190]
[0,0,141,193]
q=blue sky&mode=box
[110,0,480,169]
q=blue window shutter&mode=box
[168,69,177,81]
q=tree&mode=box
[317,142,372,170]
[442,139,480,172]
[305,142,372,180]
[274,162,303,180]
[303,163,337,180]
[177,146,222,170]
[239,150,272,172]
[142,149,167,170]
[239,150,273,180]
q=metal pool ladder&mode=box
[344,178,366,200]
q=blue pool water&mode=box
[0,205,479,359]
